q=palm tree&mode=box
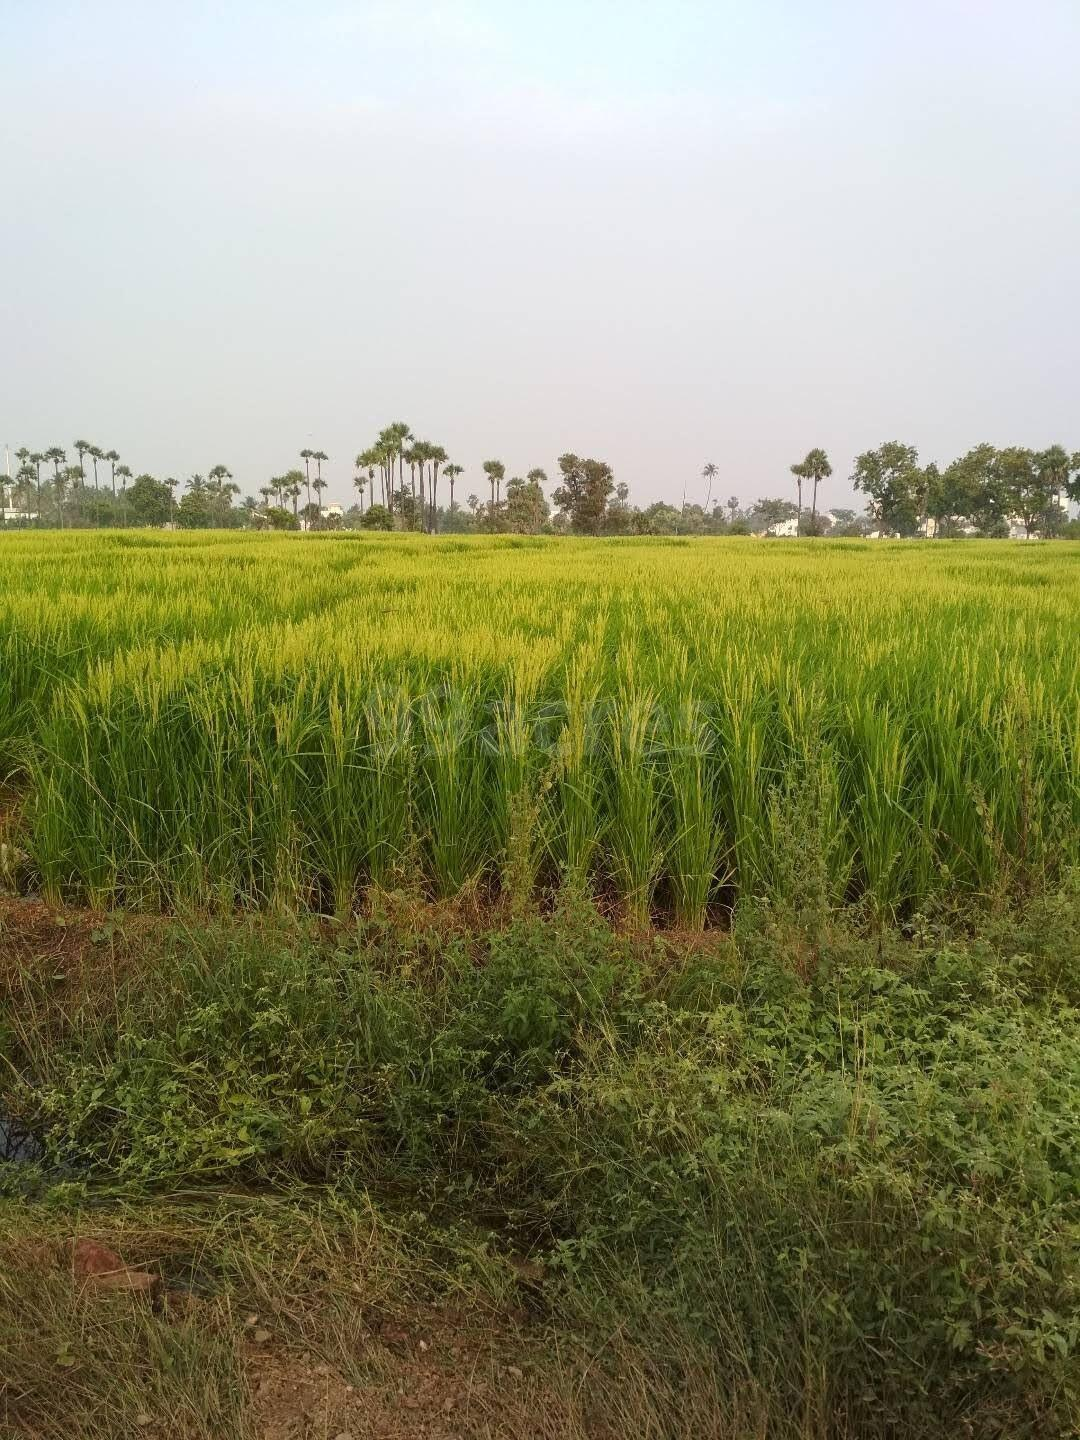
[45,447,66,516]
[30,453,45,520]
[115,464,132,523]
[104,449,120,497]
[287,481,302,522]
[443,463,463,518]
[482,460,505,529]
[300,449,313,510]
[14,464,37,522]
[207,464,232,528]
[407,442,426,520]
[389,423,412,508]
[59,465,82,526]
[313,475,327,514]
[88,445,103,492]
[427,444,447,532]
[793,448,832,533]
[73,440,91,488]
[727,496,739,526]
[702,462,718,511]
[353,467,366,515]
[313,450,328,492]
[1036,445,1070,512]
[356,449,379,512]
[789,458,807,534]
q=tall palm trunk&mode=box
[810,476,818,530]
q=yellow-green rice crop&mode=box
[0,530,1076,922]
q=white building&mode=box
[760,509,843,538]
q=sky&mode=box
[2,0,1078,513]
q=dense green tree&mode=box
[551,454,616,535]
[637,501,680,535]
[504,474,550,533]
[177,486,211,528]
[361,503,393,531]
[127,473,171,526]
[852,442,921,535]
[994,447,1049,538]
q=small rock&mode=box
[507,1365,524,1382]
[244,1313,259,1327]
[334,1433,353,1440]
[252,1328,272,1345]
[134,1414,153,1427]
[417,1338,429,1353]
[442,1397,456,1414]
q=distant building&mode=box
[758,509,842,538]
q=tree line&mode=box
[3,430,1077,537]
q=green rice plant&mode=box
[0,530,1075,920]
[663,694,727,929]
[845,697,923,922]
[416,685,489,897]
[608,690,663,927]
[302,688,367,919]
[492,683,546,909]
[548,678,605,890]
[360,683,413,892]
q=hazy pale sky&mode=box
[2,0,1077,512]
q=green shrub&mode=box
[7,893,1079,1435]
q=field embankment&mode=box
[3,881,1080,1438]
